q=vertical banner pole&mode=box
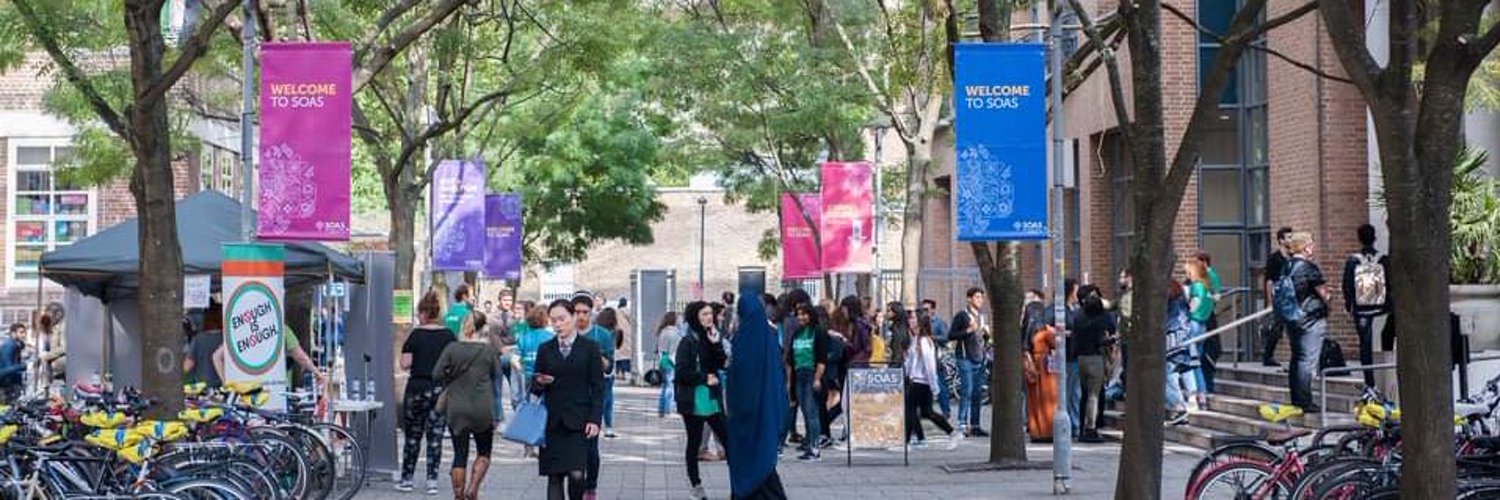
[240,0,256,241]
[1048,20,1073,494]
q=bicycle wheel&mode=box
[164,478,253,500]
[1288,457,1380,500]
[1306,461,1396,500]
[1186,443,1279,495]
[309,422,367,500]
[246,428,311,499]
[1190,461,1289,500]
[280,424,334,500]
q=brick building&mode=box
[917,0,1421,359]
[0,55,222,319]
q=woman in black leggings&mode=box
[434,312,500,500]
[674,302,730,499]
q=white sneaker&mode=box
[945,433,961,450]
[395,480,414,492]
[689,484,707,500]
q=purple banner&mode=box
[483,193,523,280]
[257,42,352,241]
[431,160,487,271]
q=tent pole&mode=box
[34,267,44,396]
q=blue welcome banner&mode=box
[953,43,1048,241]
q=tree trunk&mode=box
[387,174,418,291]
[1114,215,1173,499]
[123,0,185,418]
[973,242,1027,462]
[899,151,929,305]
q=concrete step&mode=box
[1211,379,1360,412]
[1203,394,1356,429]
[1213,364,1367,398]
[1100,410,1227,450]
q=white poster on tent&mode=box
[184,275,210,309]
[222,243,287,410]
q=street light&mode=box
[697,196,707,301]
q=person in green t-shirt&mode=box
[1184,259,1215,408]
[444,284,474,335]
[781,303,828,462]
[212,326,325,390]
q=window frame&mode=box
[7,138,96,289]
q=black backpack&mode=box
[1320,337,1349,376]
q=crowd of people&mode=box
[373,222,1391,499]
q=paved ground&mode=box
[356,386,1199,499]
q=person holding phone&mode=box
[532,299,605,500]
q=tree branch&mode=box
[831,16,914,144]
[1317,0,1383,97]
[353,0,469,94]
[10,0,128,139]
[1229,1,1316,45]
[392,88,513,183]
[353,0,422,62]
[1160,1,1352,84]
[1066,0,1135,156]
[140,0,238,109]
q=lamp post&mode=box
[873,124,885,310]
[697,196,707,301]
[239,0,256,241]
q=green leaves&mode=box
[1450,146,1500,284]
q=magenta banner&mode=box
[432,160,487,271]
[780,193,822,279]
[257,42,352,241]
[820,162,874,273]
[483,193,523,281]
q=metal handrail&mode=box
[1184,307,1272,346]
[1317,352,1500,426]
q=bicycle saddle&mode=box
[1456,401,1489,419]
[80,410,129,429]
[85,428,145,451]
[176,407,224,424]
[1265,428,1312,446]
[116,441,156,464]
[0,425,17,445]
[221,381,264,395]
[183,383,208,396]
[131,420,189,442]
[234,391,270,409]
[1258,403,1304,424]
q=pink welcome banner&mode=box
[820,162,874,273]
[257,42,352,241]
[780,193,822,279]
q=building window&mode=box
[1104,131,1133,279]
[1196,0,1269,304]
[200,145,239,195]
[8,139,94,287]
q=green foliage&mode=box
[490,89,667,263]
[1451,147,1500,284]
[637,0,876,264]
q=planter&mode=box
[1451,285,1500,351]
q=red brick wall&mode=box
[1267,0,1369,357]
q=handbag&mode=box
[501,396,548,447]
[436,346,485,414]
[692,384,718,416]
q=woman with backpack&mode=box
[1277,232,1330,413]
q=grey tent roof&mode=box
[40,191,364,301]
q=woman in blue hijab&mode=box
[726,295,789,499]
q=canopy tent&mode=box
[40,190,363,301]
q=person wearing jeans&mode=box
[1283,231,1330,412]
[1342,224,1390,388]
[949,288,990,437]
[1261,227,1294,367]
[784,304,829,462]
[655,312,682,418]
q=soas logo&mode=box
[227,282,283,375]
